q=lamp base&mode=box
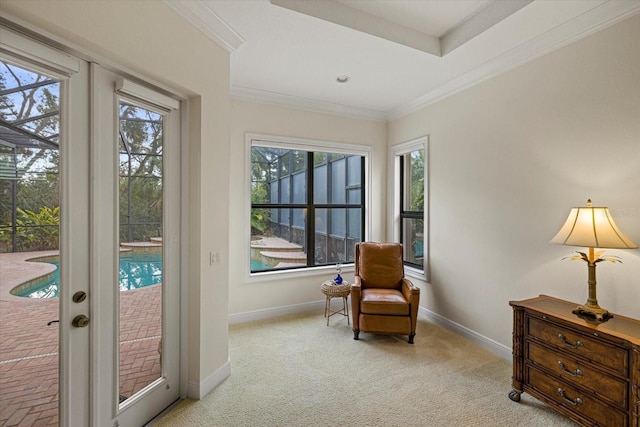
[572,305,614,324]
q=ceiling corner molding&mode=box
[164,0,244,53]
[231,85,387,122]
[387,0,640,121]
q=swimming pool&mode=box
[11,253,163,298]
[250,260,271,271]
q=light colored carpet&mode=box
[156,312,576,426]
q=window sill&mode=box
[248,264,354,283]
[405,265,427,282]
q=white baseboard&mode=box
[184,301,321,401]
[419,307,512,362]
[229,300,325,325]
[187,360,231,400]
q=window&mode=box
[249,136,368,273]
[394,137,427,274]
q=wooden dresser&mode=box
[510,295,640,427]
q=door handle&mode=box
[72,315,90,328]
[72,291,87,303]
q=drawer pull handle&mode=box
[558,361,583,377]
[557,388,583,406]
[558,334,582,349]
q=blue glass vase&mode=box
[334,273,343,284]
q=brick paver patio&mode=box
[0,251,162,426]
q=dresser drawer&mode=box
[526,365,627,427]
[528,316,628,375]
[526,340,627,408]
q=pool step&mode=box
[120,240,162,255]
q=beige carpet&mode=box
[155,312,576,426]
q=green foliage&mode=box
[118,102,164,243]
[250,183,271,236]
[251,210,268,235]
[250,148,274,236]
[410,150,424,212]
[0,206,59,252]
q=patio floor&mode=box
[0,251,162,426]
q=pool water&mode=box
[250,260,271,271]
[13,254,163,298]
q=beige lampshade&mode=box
[551,201,638,249]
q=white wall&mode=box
[388,13,640,348]
[228,100,387,317]
[1,0,231,395]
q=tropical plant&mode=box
[0,206,59,251]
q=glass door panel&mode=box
[117,101,164,403]
[0,60,61,426]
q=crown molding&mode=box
[231,85,387,122]
[166,0,640,123]
[387,0,640,121]
[164,0,244,53]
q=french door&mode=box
[89,65,181,427]
[0,28,181,427]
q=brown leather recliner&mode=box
[351,242,420,344]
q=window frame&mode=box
[246,133,372,279]
[392,136,428,280]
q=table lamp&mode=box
[551,199,637,322]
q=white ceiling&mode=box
[167,0,640,121]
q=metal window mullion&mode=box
[326,154,333,242]
[0,78,58,96]
[127,147,132,242]
[400,211,423,219]
[344,157,349,257]
[277,156,282,227]
[0,118,59,149]
[251,203,308,209]
[10,110,58,126]
[360,156,365,245]
[288,153,294,242]
[11,147,17,252]
[399,155,405,247]
[306,151,314,267]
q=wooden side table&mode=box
[321,280,350,326]
[509,295,640,427]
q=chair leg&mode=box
[408,333,415,344]
[353,329,360,340]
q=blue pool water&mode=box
[13,254,163,298]
[250,260,270,271]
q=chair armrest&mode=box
[351,277,362,329]
[351,277,362,297]
[401,278,420,303]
